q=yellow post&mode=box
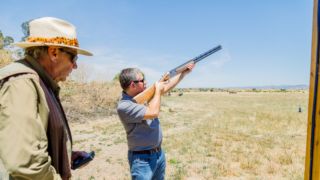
[305,0,320,179]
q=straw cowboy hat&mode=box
[13,17,93,56]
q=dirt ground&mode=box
[71,116,130,180]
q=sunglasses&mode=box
[133,78,145,84]
[59,48,78,64]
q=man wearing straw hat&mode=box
[0,17,92,179]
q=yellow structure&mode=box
[305,0,320,179]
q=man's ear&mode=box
[47,46,59,63]
[129,81,135,88]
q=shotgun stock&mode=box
[133,45,222,104]
[134,85,156,104]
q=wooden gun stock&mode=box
[133,84,156,104]
[133,73,169,104]
[133,45,222,104]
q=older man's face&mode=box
[52,47,78,82]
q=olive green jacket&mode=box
[0,62,62,179]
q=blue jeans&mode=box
[128,150,166,180]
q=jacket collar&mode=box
[23,55,60,95]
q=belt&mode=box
[131,146,161,154]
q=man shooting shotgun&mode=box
[134,45,222,104]
[116,45,221,179]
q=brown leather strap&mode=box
[39,79,72,179]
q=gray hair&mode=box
[24,46,48,60]
[119,68,144,90]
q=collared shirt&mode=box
[117,92,162,151]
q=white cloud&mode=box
[176,49,231,88]
[209,49,231,68]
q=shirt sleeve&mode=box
[0,77,61,180]
[117,100,147,123]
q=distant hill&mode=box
[231,84,308,90]
[174,84,309,93]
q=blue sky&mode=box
[0,0,313,88]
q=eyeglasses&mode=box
[133,78,145,84]
[59,48,78,64]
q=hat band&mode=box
[27,37,79,47]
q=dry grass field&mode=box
[68,90,308,180]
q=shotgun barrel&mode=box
[133,45,222,104]
[168,45,222,78]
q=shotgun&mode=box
[133,45,222,104]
